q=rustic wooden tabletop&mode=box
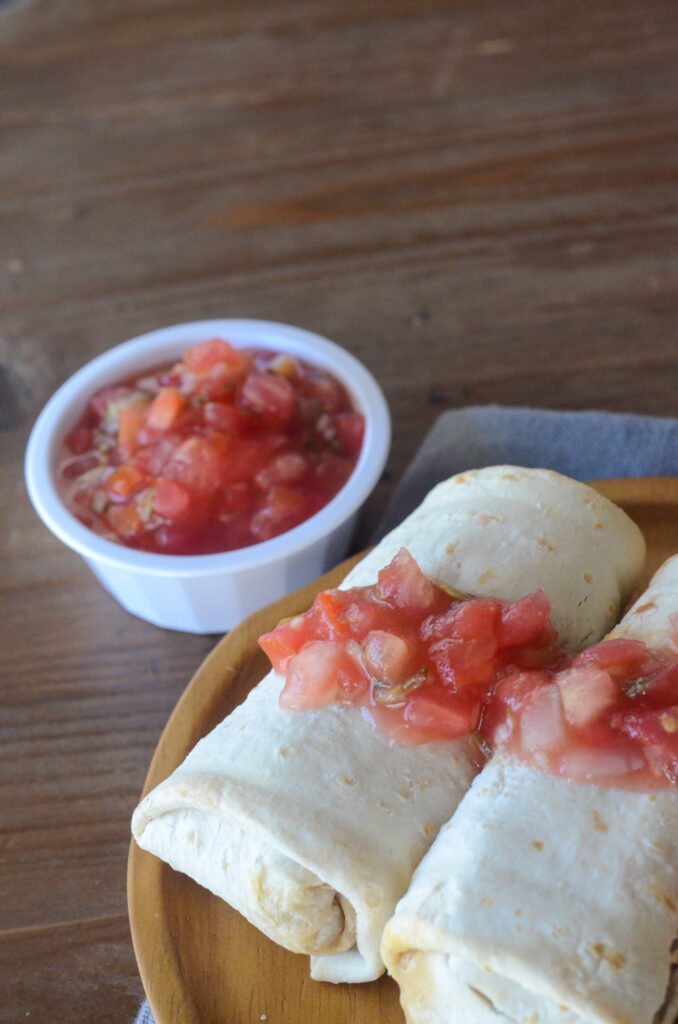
[1,1,677,1021]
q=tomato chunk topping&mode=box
[262,549,678,789]
[486,634,678,788]
[57,339,364,555]
[260,548,564,747]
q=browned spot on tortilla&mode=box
[423,821,436,837]
[478,569,497,585]
[532,840,544,851]
[483,965,493,973]
[502,474,518,480]
[593,810,609,833]
[419,780,431,790]
[608,603,617,616]
[445,543,457,554]
[538,538,555,551]
[514,908,523,916]
[476,514,502,526]
[594,522,603,530]
[590,943,626,969]
[649,794,658,802]
[341,775,356,786]
[524,1015,539,1023]
[280,746,290,758]
[651,886,678,913]
[635,601,657,615]
[584,573,593,584]
[455,473,469,484]
[479,896,493,906]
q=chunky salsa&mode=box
[260,547,678,788]
[483,636,678,788]
[259,547,566,745]
[58,338,365,555]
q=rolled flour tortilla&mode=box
[382,557,678,1024]
[132,467,644,983]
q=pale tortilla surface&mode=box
[382,558,678,1023]
[132,467,645,983]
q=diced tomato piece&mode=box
[203,401,257,435]
[332,412,365,455]
[106,465,145,499]
[377,548,444,616]
[404,685,480,740]
[314,454,354,494]
[496,589,552,649]
[494,670,549,711]
[166,436,225,495]
[259,616,307,673]
[88,385,133,421]
[106,501,143,538]
[118,399,150,453]
[146,387,186,432]
[557,666,617,728]
[317,412,365,454]
[478,670,545,745]
[184,338,248,379]
[504,635,565,671]
[65,425,94,455]
[612,705,678,752]
[421,598,501,643]
[430,636,497,689]
[361,630,417,684]
[574,638,649,676]
[305,589,354,641]
[215,438,281,486]
[301,372,345,413]
[518,686,564,753]
[341,599,391,638]
[251,486,307,540]
[239,372,296,424]
[153,477,191,519]
[256,452,309,488]
[279,642,365,710]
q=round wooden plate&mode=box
[128,477,678,1024]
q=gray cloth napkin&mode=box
[133,405,678,1024]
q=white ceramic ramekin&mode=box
[25,319,391,633]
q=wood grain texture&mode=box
[1,0,678,1019]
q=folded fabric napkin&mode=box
[133,405,678,1024]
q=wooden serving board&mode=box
[127,477,678,1024]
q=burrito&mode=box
[132,467,644,983]
[382,557,678,1024]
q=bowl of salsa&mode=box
[25,320,390,632]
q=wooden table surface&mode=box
[1,1,677,1021]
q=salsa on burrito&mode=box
[58,337,364,555]
[262,547,678,786]
[260,547,567,745]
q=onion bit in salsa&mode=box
[58,338,365,555]
[260,548,678,789]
